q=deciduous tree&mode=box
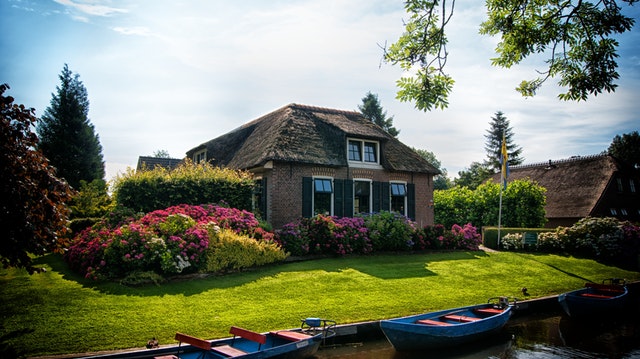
[384,0,636,111]
[37,64,105,189]
[608,131,640,168]
[1,84,73,273]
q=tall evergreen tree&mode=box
[37,64,105,189]
[358,92,400,137]
[484,111,523,172]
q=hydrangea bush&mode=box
[276,212,481,255]
[64,204,281,280]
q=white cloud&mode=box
[53,0,127,17]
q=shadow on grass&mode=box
[31,251,489,297]
[0,327,33,359]
[513,253,593,283]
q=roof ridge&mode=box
[511,153,608,169]
[289,103,362,117]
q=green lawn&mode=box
[1,251,638,358]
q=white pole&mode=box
[498,187,503,248]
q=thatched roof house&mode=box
[136,156,183,171]
[492,154,640,227]
[187,103,440,228]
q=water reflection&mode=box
[314,310,640,359]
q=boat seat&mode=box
[270,330,312,341]
[474,308,503,315]
[442,315,481,322]
[581,293,614,299]
[174,332,212,359]
[415,319,452,326]
[229,326,267,350]
[211,345,247,357]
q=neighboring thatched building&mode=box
[186,103,440,228]
[136,156,183,171]
[492,154,640,227]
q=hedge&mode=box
[112,160,255,213]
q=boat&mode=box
[80,318,336,359]
[558,278,628,318]
[379,297,515,351]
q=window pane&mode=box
[348,140,361,161]
[314,192,332,216]
[354,181,370,214]
[390,183,406,196]
[314,179,332,193]
[391,195,405,215]
[364,142,377,162]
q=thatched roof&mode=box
[137,156,183,171]
[493,154,619,218]
[187,104,439,174]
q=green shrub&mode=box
[206,228,288,273]
[112,160,255,213]
[363,212,415,251]
[120,271,166,287]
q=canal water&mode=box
[313,310,640,359]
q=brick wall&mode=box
[265,162,435,229]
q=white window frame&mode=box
[347,138,382,169]
[313,177,334,216]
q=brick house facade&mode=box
[187,104,439,229]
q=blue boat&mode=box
[379,297,515,351]
[80,318,335,359]
[558,278,628,318]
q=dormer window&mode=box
[348,139,379,165]
[194,150,206,164]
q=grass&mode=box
[1,251,639,358]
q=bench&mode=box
[474,308,504,315]
[270,330,312,341]
[230,326,267,347]
[210,345,247,357]
[173,333,213,359]
[584,283,624,294]
[442,315,481,323]
[581,292,614,299]
[415,319,452,326]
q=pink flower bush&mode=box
[64,204,272,279]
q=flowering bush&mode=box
[500,233,523,251]
[275,215,371,256]
[64,204,277,279]
[277,214,482,255]
[413,224,446,250]
[363,212,416,251]
[449,223,482,250]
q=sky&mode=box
[2,0,639,182]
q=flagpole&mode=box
[498,183,503,248]
[497,130,507,249]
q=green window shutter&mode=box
[381,182,390,212]
[407,183,416,220]
[372,181,381,213]
[334,179,344,217]
[344,179,354,217]
[302,177,313,218]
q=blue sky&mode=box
[2,0,639,182]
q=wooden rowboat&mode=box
[379,297,515,351]
[81,318,335,359]
[558,278,628,318]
